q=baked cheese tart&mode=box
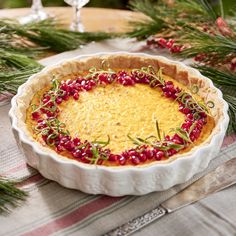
[25,55,215,166]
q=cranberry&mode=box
[64,141,75,151]
[139,153,147,162]
[199,112,207,118]
[170,45,182,53]
[56,97,63,104]
[84,85,92,91]
[164,91,172,98]
[131,155,140,165]
[165,135,171,141]
[155,151,164,160]
[118,156,126,165]
[145,149,154,160]
[72,149,82,158]
[167,149,177,156]
[73,138,81,145]
[172,134,184,144]
[128,150,137,156]
[98,74,108,83]
[73,92,79,100]
[187,113,194,120]
[42,97,50,104]
[62,95,69,101]
[158,38,167,48]
[56,145,64,152]
[108,154,119,162]
[190,134,195,142]
[182,107,191,114]
[32,112,40,120]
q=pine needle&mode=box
[223,94,236,135]
[127,0,217,39]
[0,18,113,53]
[194,65,236,87]
[178,28,236,61]
[0,49,41,70]
[0,177,28,214]
[0,66,43,94]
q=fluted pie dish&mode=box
[9,52,229,196]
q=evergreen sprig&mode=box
[0,18,112,95]
[0,66,43,94]
[178,28,236,63]
[223,94,236,135]
[0,177,28,214]
[193,65,236,134]
[0,18,112,53]
[194,65,236,87]
[127,0,219,39]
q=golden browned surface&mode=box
[58,83,185,153]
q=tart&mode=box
[9,52,229,196]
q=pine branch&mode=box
[0,66,43,94]
[0,18,113,54]
[194,65,236,87]
[178,28,236,62]
[198,0,218,20]
[194,65,236,134]
[0,18,112,53]
[223,94,236,135]
[0,177,28,214]
[127,0,218,39]
[0,49,41,70]
[127,0,167,39]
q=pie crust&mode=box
[9,52,229,196]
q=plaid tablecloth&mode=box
[0,39,236,236]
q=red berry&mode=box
[73,92,79,100]
[108,154,119,162]
[32,111,40,120]
[131,156,140,165]
[155,151,164,160]
[118,156,126,165]
[56,97,62,104]
[182,107,191,114]
[145,149,154,160]
[139,153,147,162]
[72,150,82,158]
[56,145,63,152]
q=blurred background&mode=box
[0,0,129,9]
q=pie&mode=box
[24,55,218,167]
[10,53,228,195]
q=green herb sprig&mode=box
[0,177,28,214]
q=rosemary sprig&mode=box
[0,177,28,214]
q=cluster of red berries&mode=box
[147,37,183,53]
[31,68,207,166]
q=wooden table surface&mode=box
[0,7,143,32]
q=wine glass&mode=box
[64,0,90,32]
[19,0,48,24]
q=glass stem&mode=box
[31,0,44,14]
[71,4,84,32]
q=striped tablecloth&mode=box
[0,39,236,236]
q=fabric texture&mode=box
[0,39,236,236]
